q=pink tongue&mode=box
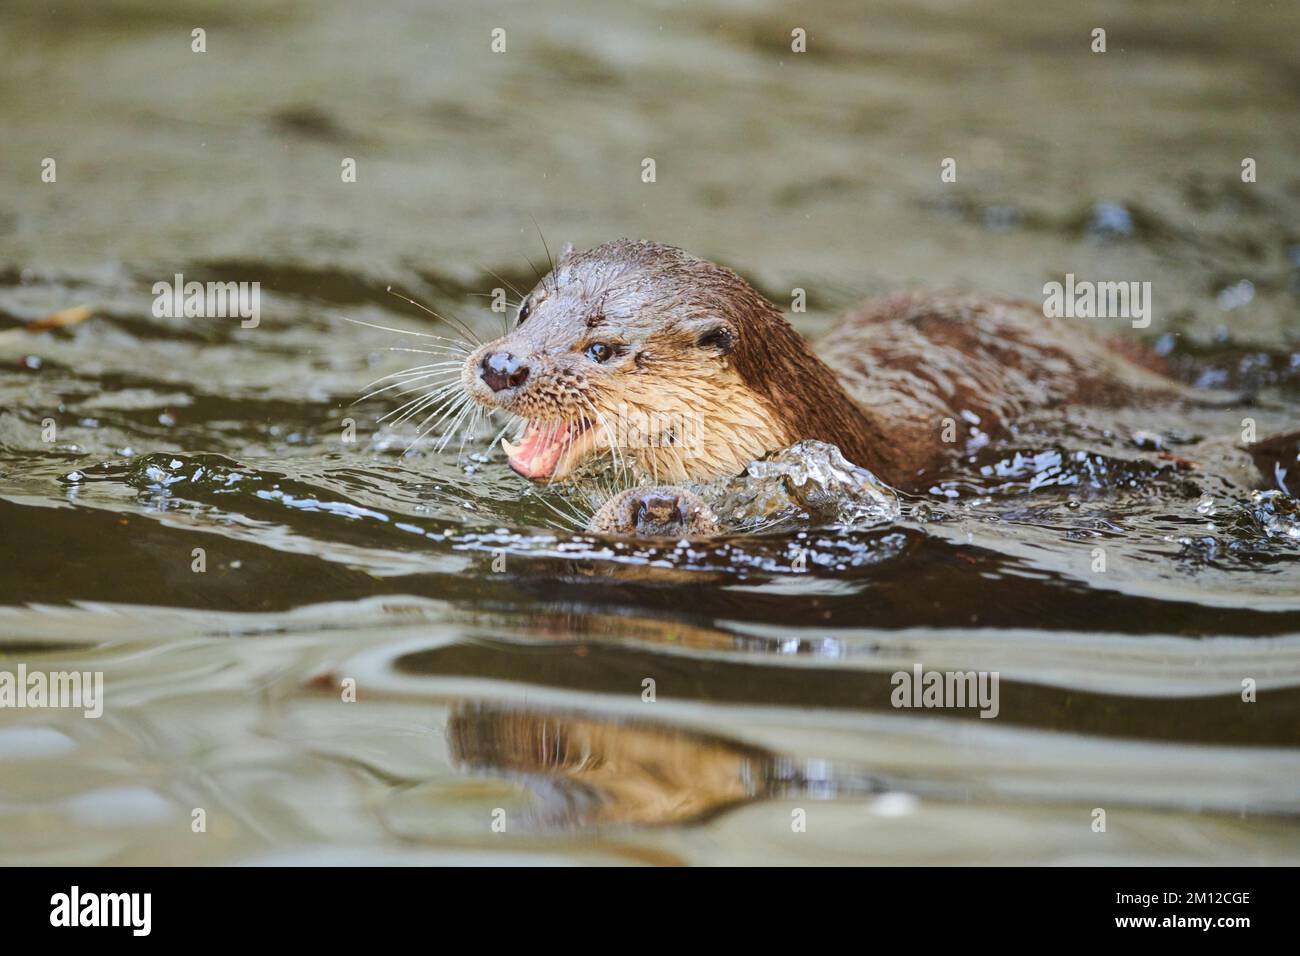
[507,422,568,479]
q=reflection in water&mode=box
[446,702,902,830]
[448,704,773,828]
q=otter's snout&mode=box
[479,351,529,392]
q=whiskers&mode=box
[349,235,561,465]
[467,290,519,335]
[340,288,496,458]
[472,263,530,335]
[530,214,560,296]
[528,485,596,532]
[382,286,483,348]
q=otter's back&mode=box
[816,294,1180,480]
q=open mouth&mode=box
[501,419,594,480]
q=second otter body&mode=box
[460,239,1182,491]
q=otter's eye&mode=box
[517,299,531,325]
[698,326,734,355]
[584,342,615,363]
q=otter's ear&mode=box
[559,242,575,262]
[695,322,735,356]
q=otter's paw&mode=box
[586,486,720,538]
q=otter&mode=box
[457,239,1259,534]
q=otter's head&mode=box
[463,239,827,483]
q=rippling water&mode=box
[2,0,1299,865]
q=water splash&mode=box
[702,440,900,533]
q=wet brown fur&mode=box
[817,292,1185,485]
[465,239,1187,489]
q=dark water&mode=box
[1,0,1299,864]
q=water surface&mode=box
[2,0,1299,865]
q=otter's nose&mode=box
[479,351,529,392]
